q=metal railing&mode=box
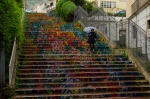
[74,7,150,73]
[127,20,150,72]
[9,38,18,87]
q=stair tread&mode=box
[18,75,144,79]
[18,80,148,85]
[18,71,140,75]
[81,97,150,99]
[19,60,131,62]
[15,85,150,91]
[14,91,150,97]
[18,67,136,70]
[19,57,128,59]
[14,14,150,98]
[21,53,112,55]
[19,64,134,66]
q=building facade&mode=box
[127,0,150,35]
[126,0,150,60]
[26,0,57,13]
[87,0,126,14]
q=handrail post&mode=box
[9,38,17,87]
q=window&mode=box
[147,20,150,29]
[133,26,137,39]
[100,1,116,8]
[50,2,53,6]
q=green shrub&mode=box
[0,0,24,84]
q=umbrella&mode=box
[83,27,97,33]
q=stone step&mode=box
[18,67,137,73]
[19,55,127,59]
[13,91,150,98]
[21,49,111,51]
[15,85,150,92]
[21,51,111,54]
[18,71,141,77]
[20,54,124,58]
[18,64,137,69]
[19,61,132,65]
[19,57,128,61]
[18,75,145,81]
[19,54,124,56]
[18,80,148,86]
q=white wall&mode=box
[30,0,56,13]
[131,5,150,31]
[130,5,150,60]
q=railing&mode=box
[128,20,150,72]
[9,38,18,86]
[74,7,150,74]
[131,0,149,14]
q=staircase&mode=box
[13,13,150,99]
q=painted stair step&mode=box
[18,78,145,84]
[22,45,109,47]
[18,68,140,75]
[79,97,150,99]
[18,68,138,74]
[17,71,141,78]
[18,80,148,86]
[19,61,132,65]
[22,48,110,51]
[21,51,111,54]
[19,54,124,56]
[19,60,131,63]
[18,75,145,81]
[15,85,150,93]
[18,66,136,69]
[21,51,112,54]
[19,57,129,61]
[12,95,150,99]
[19,55,127,59]
[18,64,135,69]
[20,50,111,53]
[19,57,130,62]
[14,91,150,97]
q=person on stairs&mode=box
[88,28,97,53]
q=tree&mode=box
[69,0,86,6]
[0,0,24,85]
[82,1,95,13]
[56,0,66,16]
[56,0,76,22]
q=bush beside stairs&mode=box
[12,13,150,99]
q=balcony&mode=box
[131,0,149,14]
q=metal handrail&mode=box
[9,38,17,86]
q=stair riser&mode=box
[17,82,149,88]
[15,88,150,95]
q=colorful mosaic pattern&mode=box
[13,13,150,99]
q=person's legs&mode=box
[92,42,95,49]
[89,42,92,48]
[92,42,95,53]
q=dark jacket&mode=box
[88,32,97,43]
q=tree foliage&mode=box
[69,0,86,6]
[56,0,76,22]
[82,1,95,13]
[56,0,66,16]
[0,0,24,76]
